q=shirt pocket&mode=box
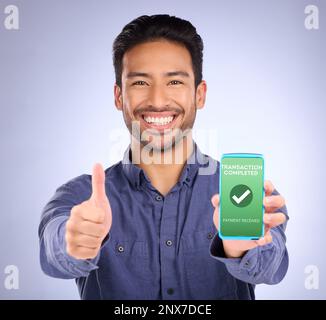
[100,238,152,282]
[181,226,219,280]
[181,227,238,299]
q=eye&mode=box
[132,80,147,86]
[169,80,183,85]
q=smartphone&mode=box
[219,153,265,240]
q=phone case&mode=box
[218,153,265,240]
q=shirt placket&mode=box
[156,191,179,299]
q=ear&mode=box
[195,80,207,110]
[114,84,123,111]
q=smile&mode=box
[143,115,174,125]
[139,111,180,131]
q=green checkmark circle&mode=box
[230,184,253,207]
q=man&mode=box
[39,14,289,299]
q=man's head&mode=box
[112,14,207,153]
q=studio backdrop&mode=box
[0,0,325,299]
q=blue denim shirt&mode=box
[38,143,289,300]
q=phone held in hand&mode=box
[219,153,265,240]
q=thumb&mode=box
[91,163,107,205]
[211,194,220,208]
[211,194,220,230]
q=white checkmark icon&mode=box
[232,189,251,204]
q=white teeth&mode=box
[143,116,174,125]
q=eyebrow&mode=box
[126,71,190,79]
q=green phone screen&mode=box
[220,154,264,239]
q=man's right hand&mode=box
[65,163,112,259]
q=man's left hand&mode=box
[211,180,287,258]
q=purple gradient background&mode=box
[0,0,325,299]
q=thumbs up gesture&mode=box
[65,163,112,259]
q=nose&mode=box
[147,84,170,109]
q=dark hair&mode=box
[112,14,204,88]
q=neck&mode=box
[130,134,194,196]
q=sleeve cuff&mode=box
[209,232,274,272]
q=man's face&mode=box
[114,39,206,152]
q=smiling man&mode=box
[38,14,289,300]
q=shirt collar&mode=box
[121,141,209,190]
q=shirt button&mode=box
[117,245,124,253]
[244,261,250,266]
[186,177,190,182]
[155,195,163,201]
[207,232,214,239]
[167,288,174,295]
[166,240,173,246]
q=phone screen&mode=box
[219,153,264,239]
